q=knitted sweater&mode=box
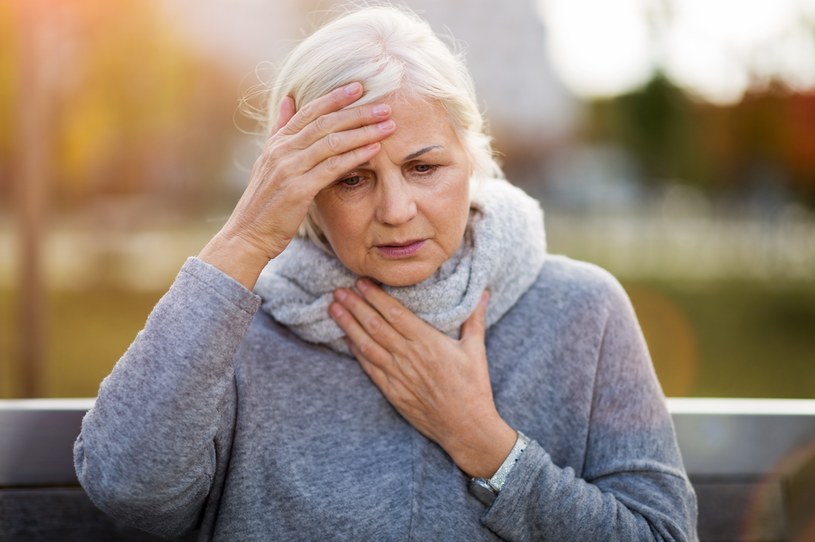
[74,255,698,541]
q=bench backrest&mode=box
[1,398,814,541]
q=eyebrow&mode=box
[403,145,443,161]
[356,145,444,169]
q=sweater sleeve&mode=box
[73,257,261,537]
[480,273,698,541]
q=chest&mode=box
[216,295,601,538]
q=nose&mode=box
[375,175,417,226]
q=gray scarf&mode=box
[255,178,546,355]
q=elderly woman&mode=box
[74,5,697,541]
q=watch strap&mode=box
[468,431,530,505]
[487,430,529,491]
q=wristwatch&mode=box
[468,431,530,506]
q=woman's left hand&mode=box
[329,279,517,478]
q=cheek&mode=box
[315,194,349,233]
[434,175,471,250]
[313,200,367,258]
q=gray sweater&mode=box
[74,255,698,541]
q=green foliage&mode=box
[585,74,815,206]
[587,74,707,184]
[2,281,814,398]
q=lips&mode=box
[375,239,426,259]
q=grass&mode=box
[627,279,815,398]
[1,280,814,398]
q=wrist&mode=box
[198,231,272,290]
[446,414,517,479]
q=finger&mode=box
[291,105,393,163]
[332,287,410,352]
[273,104,394,194]
[279,82,363,136]
[348,341,421,421]
[355,278,428,341]
[329,299,392,366]
[273,96,296,133]
[460,291,489,345]
[282,91,393,160]
[299,101,391,143]
[301,119,394,177]
[279,96,392,155]
[301,141,383,195]
[347,340,391,392]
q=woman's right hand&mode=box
[198,82,395,289]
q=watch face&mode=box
[468,478,497,506]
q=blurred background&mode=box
[1,0,814,399]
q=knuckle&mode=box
[386,306,404,325]
[325,132,341,152]
[356,106,369,123]
[261,143,285,166]
[270,155,295,180]
[366,315,382,334]
[299,101,316,120]
[323,154,345,175]
[314,114,332,134]
[357,339,373,358]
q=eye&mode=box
[334,173,369,193]
[341,175,363,186]
[413,164,438,174]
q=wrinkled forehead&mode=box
[376,90,467,147]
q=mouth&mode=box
[374,239,426,259]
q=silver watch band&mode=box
[487,430,529,491]
[468,431,530,505]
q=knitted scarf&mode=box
[254,178,546,355]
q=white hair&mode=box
[264,4,504,246]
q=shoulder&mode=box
[525,254,631,316]
[490,255,635,355]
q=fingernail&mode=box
[378,120,395,132]
[334,289,347,302]
[344,82,362,95]
[372,104,390,117]
[356,278,370,292]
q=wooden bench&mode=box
[1,398,813,541]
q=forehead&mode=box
[376,94,461,152]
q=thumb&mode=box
[461,290,489,345]
[273,96,296,133]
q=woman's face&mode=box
[313,95,471,287]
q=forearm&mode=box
[74,257,261,535]
[479,440,697,541]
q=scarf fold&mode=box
[254,178,546,355]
